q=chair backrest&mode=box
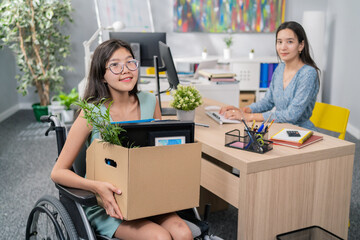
[73,144,87,178]
[310,102,350,140]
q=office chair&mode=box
[26,115,219,240]
[310,102,350,140]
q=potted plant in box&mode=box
[170,85,203,121]
[0,0,73,121]
[75,98,126,145]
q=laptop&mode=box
[193,59,218,79]
[178,59,218,82]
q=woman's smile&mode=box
[119,76,132,82]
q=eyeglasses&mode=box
[106,59,139,75]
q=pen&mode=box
[195,123,210,128]
[258,122,265,133]
[264,113,273,126]
[251,120,256,131]
[258,113,273,133]
[265,119,275,132]
[242,119,263,153]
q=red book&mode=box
[272,135,323,149]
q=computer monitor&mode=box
[154,42,181,116]
[158,41,180,90]
[114,120,194,147]
[109,32,166,67]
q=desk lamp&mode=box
[78,21,125,98]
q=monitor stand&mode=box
[154,56,176,116]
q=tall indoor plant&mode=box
[0,0,73,112]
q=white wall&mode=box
[324,0,360,138]
[0,47,18,122]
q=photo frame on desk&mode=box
[150,131,187,146]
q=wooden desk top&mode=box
[194,98,355,174]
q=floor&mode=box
[0,110,359,239]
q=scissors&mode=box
[255,133,265,146]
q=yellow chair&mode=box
[310,102,350,140]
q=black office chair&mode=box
[25,115,221,240]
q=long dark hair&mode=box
[276,21,320,78]
[83,39,139,103]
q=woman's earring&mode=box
[299,50,302,55]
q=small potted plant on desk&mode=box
[223,35,233,59]
[170,85,203,121]
[58,88,79,123]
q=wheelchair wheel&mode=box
[26,195,78,240]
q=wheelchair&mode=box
[25,115,223,240]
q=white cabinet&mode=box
[174,56,279,104]
[218,57,278,102]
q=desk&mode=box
[195,98,355,240]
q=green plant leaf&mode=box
[74,98,127,146]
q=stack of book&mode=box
[198,69,238,84]
[270,128,323,149]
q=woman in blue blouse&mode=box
[220,21,320,131]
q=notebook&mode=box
[198,68,237,79]
[270,128,323,149]
[271,135,323,149]
[270,128,313,144]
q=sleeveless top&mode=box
[90,91,156,143]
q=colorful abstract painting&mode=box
[174,0,286,33]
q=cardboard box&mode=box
[239,92,256,108]
[86,139,201,220]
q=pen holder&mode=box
[225,129,273,154]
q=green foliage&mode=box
[170,85,203,111]
[58,88,79,110]
[0,0,73,106]
[224,35,233,48]
[75,99,126,146]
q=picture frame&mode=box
[154,136,186,146]
[149,130,191,146]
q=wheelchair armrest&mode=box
[55,183,98,206]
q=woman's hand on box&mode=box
[96,181,123,220]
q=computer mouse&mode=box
[204,105,221,111]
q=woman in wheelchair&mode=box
[51,39,193,240]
